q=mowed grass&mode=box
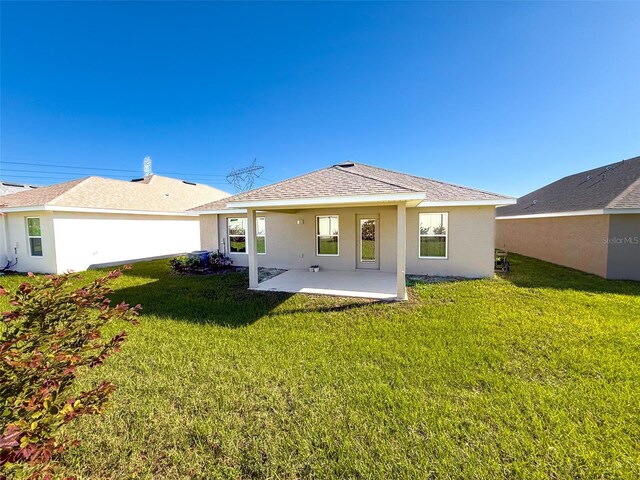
[1,255,639,479]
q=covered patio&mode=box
[194,161,514,301]
[251,269,398,300]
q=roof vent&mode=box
[131,178,144,182]
[182,180,196,186]
[335,161,355,168]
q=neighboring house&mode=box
[192,161,515,300]
[0,175,229,273]
[496,156,640,281]
[0,181,40,196]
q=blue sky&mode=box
[1,1,639,196]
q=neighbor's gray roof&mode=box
[0,175,231,213]
[191,161,511,210]
[497,155,640,217]
[0,181,39,196]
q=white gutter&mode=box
[194,209,247,215]
[227,192,426,209]
[497,209,604,220]
[497,208,640,220]
[0,205,200,217]
[605,208,640,215]
[418,199,517,207]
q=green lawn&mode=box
[230,238,265,254]
[317,237,338,255]
[1,255,639,479]
[361,239,375,261]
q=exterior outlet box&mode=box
[297,219,304,225]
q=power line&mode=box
[1,168,135,178]
[0,159,228,178]
[1,159,141,173]
[0,170,274,186]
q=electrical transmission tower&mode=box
[226,159,264,192]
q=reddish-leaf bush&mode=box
[0,268,141,479]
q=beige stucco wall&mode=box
[3,211,58,273]
[199,214,219,251]
[607,214,640,281]
[203,205,496,278]
[407,206,496,277]
[495,215,610,277]
[216,206,398,272]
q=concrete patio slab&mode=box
[251,269,397,300]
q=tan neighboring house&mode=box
[0,175,229,273]
[496,155,640,281]
[192,161,515,300]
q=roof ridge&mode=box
[47,177,105,205]
[608,175,640,208]
[352,161,511,198]
[333,165,420,192]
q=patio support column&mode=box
[247,208,259,288]
[396,202,407,300]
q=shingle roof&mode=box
[191,161,512,211]
[497,155,640,217]
[0,175,230,213]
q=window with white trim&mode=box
[26,217,43,257]
[227,217,266,254]
[316,215,339,256]
[419,212,448,258]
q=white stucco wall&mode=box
[2,211,58,273]
[206,205,496,278]
[51,212,201,273]
[0,215,8,267]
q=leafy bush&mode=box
[0,268,141,479]
[169,252,233,275]
[209,251,233,271]
[168,255,201,274]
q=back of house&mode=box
[191,161,515,300]
[496,155,640,281]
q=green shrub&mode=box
[169,252,233,274]
[209,251,233,271]
[0,268,141,479]
[168,255,202,274]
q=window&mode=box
[227,217,266,254]
[316,215,339,256]
[419,213,448,258]
[26,217,43,257]
[256,217,266,254]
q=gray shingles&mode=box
[497,156,640,217]
[192,161,511,210]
